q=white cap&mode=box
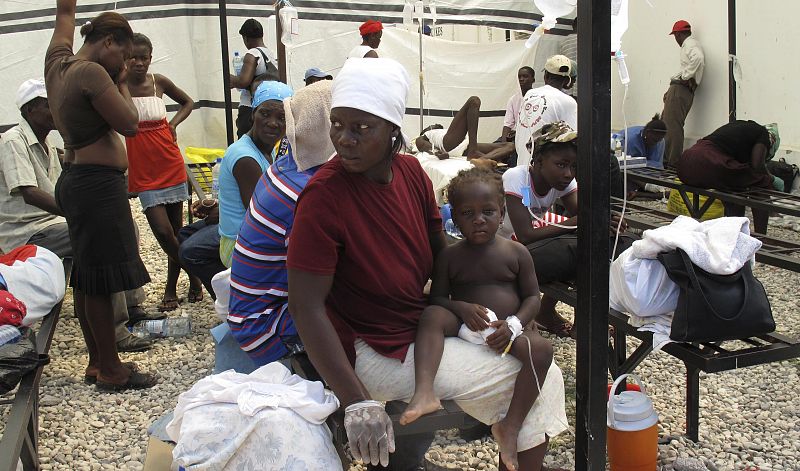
[332,58,410,129]
[16,79,47,109]
[544,55,572,77]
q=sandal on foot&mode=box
[84,362,139,385]
[157,298,180,312]
[187,288,204,303]
[535,320,574,339]
[96,370,158,392]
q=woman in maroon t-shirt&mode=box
[287,59,567,470]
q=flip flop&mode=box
[535,320,574,339]
[84,362,139,385]
[157,298,180,312]
[96,370,158,392]
[187,287,204,303]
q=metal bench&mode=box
[627,167,800,220]
[290,353,482,467]
[618,197,800,271]
[0,258,71,471]
[539,280,800,442]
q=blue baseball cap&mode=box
[304,67,333,81]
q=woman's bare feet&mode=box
[399,391,441,425]
[492,419,521,471]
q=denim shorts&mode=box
[138,182,189,210]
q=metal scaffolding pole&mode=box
[728,0,737,121]
[218,0,234,145]
[574,0,611,468]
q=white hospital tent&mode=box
[0,1,575,151]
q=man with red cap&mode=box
[348,19,383,59]
[661,19,705,168]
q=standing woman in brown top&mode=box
[45,0,157,390]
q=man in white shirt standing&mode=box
[0,80,157,352]
[347,20,382,59]
[661,20,705,168]
[501,66,535,143]
[515,55,578,168]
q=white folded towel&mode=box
[631,215,761,275]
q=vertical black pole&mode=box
[575,0,610,468]
[275,2,288,83]
[219,0,234,145]
[727,0,736,121]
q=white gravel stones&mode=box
[1,201,798,470]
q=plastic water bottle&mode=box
[232,52,243,76]
[0,325,22,346]
[131,317,192,339]
[211,158,222,200]
[444,219,463,239]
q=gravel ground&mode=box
[1,200,798,470]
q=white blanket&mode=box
[628,312,674,351]
[631,215,762,275]
[167,363,341,470]
[415,152,473,205]
[457,309,499,345]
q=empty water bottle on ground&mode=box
[211,158,222,200]
[0,325,22,346]
[131,317,191,339]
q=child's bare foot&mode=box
[399,392,441,425]
[492,419,520,471]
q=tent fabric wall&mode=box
[0,0,568,151]
[611,0,799,156]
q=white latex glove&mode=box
[344,400,396,467]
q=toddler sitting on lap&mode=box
[400,167,554,471]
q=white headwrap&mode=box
[331,58,410,129]
[284,80,336,172]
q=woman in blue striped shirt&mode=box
[227,81,334,365]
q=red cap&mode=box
[0,290,26,327]
[359,20,383,36]
[669,20,691,35]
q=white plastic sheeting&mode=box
[0,0,569,150]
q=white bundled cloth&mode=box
[0,245,65,326]
[628,312,674,351]
[167,363,341,470]
[612,216,761,350]
[210,269,231,322]
[631,215,761,275]
[610,247,679,318]
[458,309,523,356]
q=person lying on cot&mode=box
[400,166,559,471]
[414,96,515,163]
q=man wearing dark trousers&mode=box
[661,20,705,168]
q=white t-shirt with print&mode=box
[514,84,578,168]
[502,164,577,226]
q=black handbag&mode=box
[766,158,799,193]
[0,327,48,394]
[657,248,774,342]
